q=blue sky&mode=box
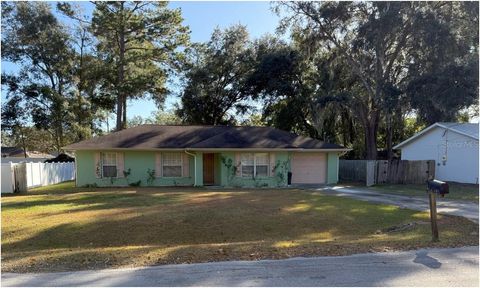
[1,1,283,123]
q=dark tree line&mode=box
[177,1,478,159]
[1,1,189,152]
[2,1,478,159]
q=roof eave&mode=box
[63,147,351,152]
[393,123,479,150]
[393,123,440,149]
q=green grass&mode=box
[2,182,478,273]
[355,183,479,202]
[28,181,82,194]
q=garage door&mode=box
[291,153,326,184]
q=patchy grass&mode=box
[2,182,478,273]
[348,183,479,203]
[28,181,79,194]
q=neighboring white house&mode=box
[394,122,479,184]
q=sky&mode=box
[1,1,283,124]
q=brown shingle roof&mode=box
[63,125,347,150]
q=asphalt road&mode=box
[317,186,479,222]
[2,246,478,287]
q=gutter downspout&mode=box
[184,150,197,186]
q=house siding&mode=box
[216,151,290,187]
[76,150,194,187]
[327,152,339,184]
[400,127,479,184]
[75,150,340,187]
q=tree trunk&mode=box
[116,96,123,131]
[77,32,86,140]
[58,126,64,154]
[364,114,379,160]
[122,96,127,129]
[386,114,393,161]
[20,128,27,158]
[116,3,126,131]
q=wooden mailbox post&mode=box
[426,179,449,242]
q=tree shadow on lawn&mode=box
[1,191,185,213]
[2,189,478,273]
[2,186,245,213]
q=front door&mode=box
[203,153,215,185]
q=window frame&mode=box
[254,153,269,177]
[101,152,118,178]
[240,153,255,178]
[162,152,183,178]
[240,153,270,178]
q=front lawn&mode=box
[2,182,478,272]
[356,183,479,203]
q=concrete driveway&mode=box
[2,246,478,287]
[316,186,479,222]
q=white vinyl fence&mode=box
[1,162,75,193]
[1,163,15,193]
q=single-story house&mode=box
[394,122,479,184]
[1,147,25,158]
[64,125,349,187]
[1,147,55,163]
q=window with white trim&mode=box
[241,153,269,177]
[162,152,182,177]
[101,152,117,177]
[255,153,269,177]
[241,153,254,177]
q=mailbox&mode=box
[427,179,449,196]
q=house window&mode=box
[241,153,269,177]
[163,152,182,177]
[255,153,269,177]
[102,152,117,178]
[241,153,254,177]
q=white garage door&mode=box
[291,153,326,184]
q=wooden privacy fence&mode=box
[1,162,75,193]
[339,160,368,182]
[339,160,435,185]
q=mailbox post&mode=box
[428,192,439,241]
[426,179,449,242]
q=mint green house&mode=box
[64,125,348,188]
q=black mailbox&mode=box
[427,179,449,196]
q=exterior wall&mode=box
[76,150,194,187]
[76,150,341,187]
[217,151,290,187]
[214,153,222,185]
[193,152,203,186]
[327,152,339,184]
[401,127,479,184]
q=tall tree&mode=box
[58,2,116,140]
[177,25,254,125]
[1,2,76,152]
[404,2,479,125]
[245,36,317,136]
[1,88,28,156]
[246,36,356,144]
[276,1,478,159]
[90,1,190,131]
